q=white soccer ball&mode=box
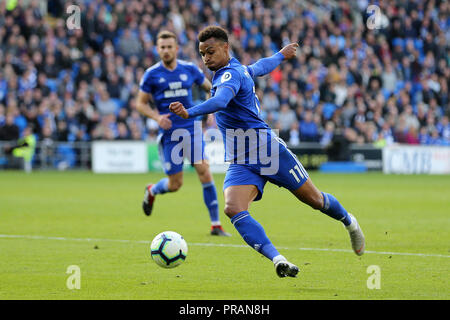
[150,231,188,268]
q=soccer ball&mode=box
[150,231,188,268]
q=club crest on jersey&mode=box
[179,74,188,81]
[221,71,232,83]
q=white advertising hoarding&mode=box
[383,145,450,174]
[92,141,148,173]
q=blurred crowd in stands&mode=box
[0,0,449,149]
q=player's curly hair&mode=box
[198,26,228,43]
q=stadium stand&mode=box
[0,0,448,155]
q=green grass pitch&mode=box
[0,170,449,300]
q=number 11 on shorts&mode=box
[289,165,305,183]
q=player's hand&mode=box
[169,102,189,119]
[157,113,172,130]
[280,43,299,60]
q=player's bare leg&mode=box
[167,171,183,191]
[223,184,258,219]
[194,160,230,236]
[224,185,299,277]
[143,171,183,216]
[291,178,365,256]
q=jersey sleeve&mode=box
[139,70,152,93]
[187,86,234,118]
[247,52,284,78]
[215,68,241,97]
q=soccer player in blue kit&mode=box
[170,26,365,278]
[137,30,231,236]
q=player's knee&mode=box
[198,170,212,184]
[224,204,242,219]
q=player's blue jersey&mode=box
[210,57,277,162]
[139,59,205,134]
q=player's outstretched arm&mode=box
[136,90,172,130]
[170,86,234,119]
[247,43,299,78]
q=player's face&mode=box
[199,38,229,71]
[156,38,178,65]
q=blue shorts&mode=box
[223,140,309,201]
[158,128,206,175]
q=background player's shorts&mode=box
[223,140,309,201]
[158,128,206,175]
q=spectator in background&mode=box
[36,73,51,97]
[276,103,297,142]
[75,62,93,86]
[320,121,335,147]
[95,89,117,116]
[117,28,143,60]
[326,127,352,161]
[428,128,443,145]
[299,110,319,142]
[402,105,420,132]
[0,0,447,150]
[364,122,378,143]
[0,104,5,126]
[262,89,280,113]
[380,122,395,145]
[418,127,430,145]
[0,71,7,102]
[43,54,60,80]
[0,113,20,141]
[436,116,450,142]
[116,122,130,140]
[382,62,397,94]
[107,73,122,99]
[55,120,69,141]
[288,122,300,147]
[3,125,36,172]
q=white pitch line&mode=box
[0,234,449,258]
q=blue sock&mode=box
[320,192,352,226]
[202,182,220,225]
[150,178,170,195]
[230,211,280,261]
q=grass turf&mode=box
[0,171,449,300]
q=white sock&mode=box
[272,255,287,264]
[346,215,358,232]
